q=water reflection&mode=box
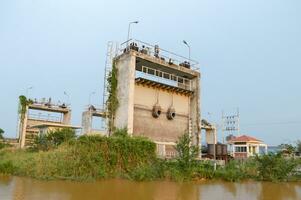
[0,176,300,200]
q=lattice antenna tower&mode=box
[221,108,240,143]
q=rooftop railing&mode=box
[28,113,62,123]
[119,39,199,71]
[136,65,192,91]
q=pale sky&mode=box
[0,0,300,145]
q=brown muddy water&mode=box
[0,176,301,200]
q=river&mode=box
[0,176,300,200]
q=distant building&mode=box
[227,135,267,159]
[17,98,80,148]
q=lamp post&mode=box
[89,91,96,106]
[183,40,191,61]
[127,21,139,46]
[63,91,70,105]
[26,86,33,97]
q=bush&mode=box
[0,128,4,139]
[0,160,15,174]
[175,133,198,175]
[255,153,298,181]
[32,128,76,151]
[0,130,157,181]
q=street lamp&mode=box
[89,91,96,105]
[183,40,191,61]
[26,86,33,97]
[64,91,70,105]
[127,21,139,46]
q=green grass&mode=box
[0,132,300,182]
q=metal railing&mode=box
[119,39,199,71]
[136,65,192,91]
[28,113,62,123]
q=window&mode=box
[235,146,247,153]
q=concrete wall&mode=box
[133,85,189,143]
[114,51,201,154]
[134,85,189,115]
[190,75,201,147]
[114,53,136,134]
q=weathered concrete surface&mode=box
[133,107,188,143]
[134,85,189,115]
[113,50,201,157]
[114,52,136,135]
[18,103,74,148]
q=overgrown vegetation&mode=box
[255,153,299,181]
[174,133,198,178]
[0,128,4,139]
[0,129,156,181]
[18,95,33,122]
[106,60,119,133]
[0,129,300,182]
[0,128,10,150]
[31,128,76,151]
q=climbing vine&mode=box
[18,95,33,121]
[106,60,119,133]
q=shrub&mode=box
[0,128,4,139]
[112,128,128,138]
[255,153,298,181]
[32,128,76,151]
[0,160,16,174]
[175,133,198,175]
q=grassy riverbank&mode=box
[0,130,300,182]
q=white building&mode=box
[228,135,268,159]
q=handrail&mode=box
[119,39,199,71]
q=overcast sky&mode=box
[1,0,300,145]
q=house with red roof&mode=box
[227,135,267,159]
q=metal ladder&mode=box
[102,41,118,133]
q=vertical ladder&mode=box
[102,41,118,133]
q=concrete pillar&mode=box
[256,145,259,154]
[63,110,71,124]
[205,127,217,144]
[114,52,136,135]
[19,106,29,148]
[81,111,92,134]
[190,74,201,153]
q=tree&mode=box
[175,133,198,172]
[255,153,298,181]
[279,143,296,155]
[0,128,4,139]
[226,134,235,142]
